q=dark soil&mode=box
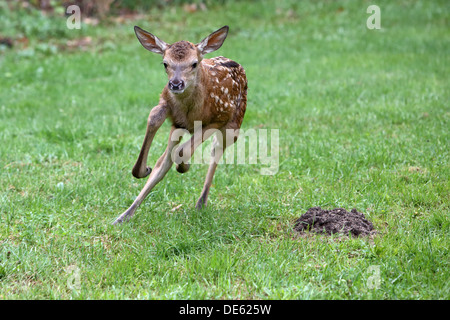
[293,207,376,237]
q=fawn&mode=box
[113,26,247,225]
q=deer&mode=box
[112,25,247,225]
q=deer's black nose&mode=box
[169,79,185,92]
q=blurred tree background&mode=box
[0,0,232,54]
[4,0,222,16]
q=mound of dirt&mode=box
[293,207,376,237]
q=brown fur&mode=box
[163,56,247,133]
[168,41,196,61]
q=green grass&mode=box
[0,0,449,299]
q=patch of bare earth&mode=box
[294,207,376,237]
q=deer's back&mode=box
[203,56,247,129]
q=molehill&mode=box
[293,207,376,237]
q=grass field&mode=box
[0,0,449,299]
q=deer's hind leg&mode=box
[196,127,238,210]
[173,123,222,174]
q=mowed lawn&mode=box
[0,0,448,299]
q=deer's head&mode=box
[134,25,229,94]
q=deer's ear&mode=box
[197,26,229,55]
[134,26,168,55]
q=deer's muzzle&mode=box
[169,79,185,93]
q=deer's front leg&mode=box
[113,126,181,225]
[132,104,168,179]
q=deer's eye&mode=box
[192,62,198,69]
[163,63,168,69]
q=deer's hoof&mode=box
[144,166,152,176]
[112,204,137,225]
[195,197,207,210]
[132,166,152,179]
[176,163,190,174]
